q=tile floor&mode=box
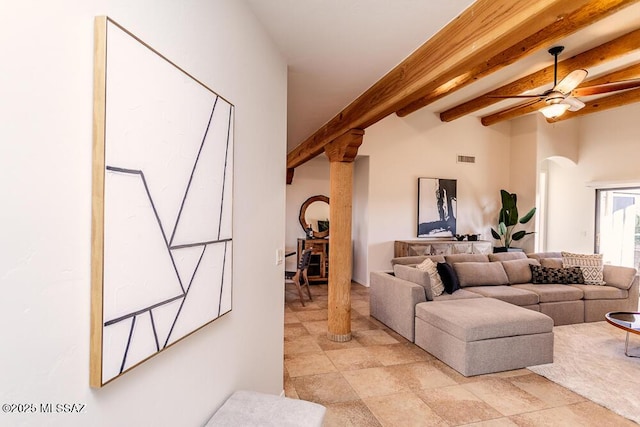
[283,282,636,427]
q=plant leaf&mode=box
[491,228,501,239]
[512,230,527,241]
[498,222,507,235]
[519,207,536,224]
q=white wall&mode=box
[0,1,287,426]
[545,104,640,253]
[352,156,370,285]
[360,110,512,276]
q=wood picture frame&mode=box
[90,17,234,387]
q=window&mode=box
[595,187,640,268]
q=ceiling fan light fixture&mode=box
[540,103,570,119]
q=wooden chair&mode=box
[285,248,314,306]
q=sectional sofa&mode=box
[370,251,639,376]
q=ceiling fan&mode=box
[491,46,640,119]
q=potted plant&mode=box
[491,189,536,252]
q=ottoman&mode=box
[415,298,553,376]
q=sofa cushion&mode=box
[433,289,485,301]
[561,251,605,285]
[415,298,553,342]
[501,258,540,284]
[512,284,584,303]
[391,255,445,266]
[444,254,489,264]
[569,284,629,300]
[416,258,445,297]
[527,252,562,261]
[488,252,527,262]
[453,262,509,287]
[464,285,539,306]
[540,258,563,269]
[436,262,461,294]
[393,264,433,301]
[602,264,638,290]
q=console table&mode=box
[297,238,329,283]
[394,239,492,257]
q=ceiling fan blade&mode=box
[487,94,545,99]
[572,78,640,97]
[561,96,585,112]
[553,69,588,95]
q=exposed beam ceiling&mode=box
[442,27,640,123]
[481,62,640,126]
[395,0,634,118]
[285,0,640,170]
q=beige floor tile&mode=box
[284,334,323,355]
[367,343,433,366]
[387,362,457,391]
[342,366,407,398]
[284,351,337,377]
[302,319,328,335]
[284,310,300,324]
[353,329,400,346]
[364,391,448,427]
[323,400,382,427]
[294,309,328,322]
[509,402,637,427]
[350,316,381,332]
[463,378,550,416]
[507,373,585,407]
[325,347,382,371]
[292,372,359,405]
[316,334,364,351]
[284,323,310,339]
[461,418,519,427]
[418,384,502,425]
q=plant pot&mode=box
[493,247,524,253]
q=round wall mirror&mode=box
[299,195,330,238]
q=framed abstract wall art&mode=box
[90,17,234,387]
[417,178,457,238]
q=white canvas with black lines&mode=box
[95,18,234,385]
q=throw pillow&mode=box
[563,266,585,284]
[436,262,460,294]
[416,258,445,297]
[393,264,433,301]
[530,264,566,284]
[561,251,605,285]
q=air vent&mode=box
[457,155,476,164]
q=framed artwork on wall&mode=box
[90,16,234,387]
[417,178,457,238]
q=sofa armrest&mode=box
[370,271,426,342]
[603,264,638,290]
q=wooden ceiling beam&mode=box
[548,86,640,122]
[440,27,640,123]
[395,0,636,118]
[480,62,640,126]
[287,0,615,170]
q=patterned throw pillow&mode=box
[529,265,586,284]
[561,252,605,285]
[563,266,585,284]
[530,264,565,284]
[416,258,445,297]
